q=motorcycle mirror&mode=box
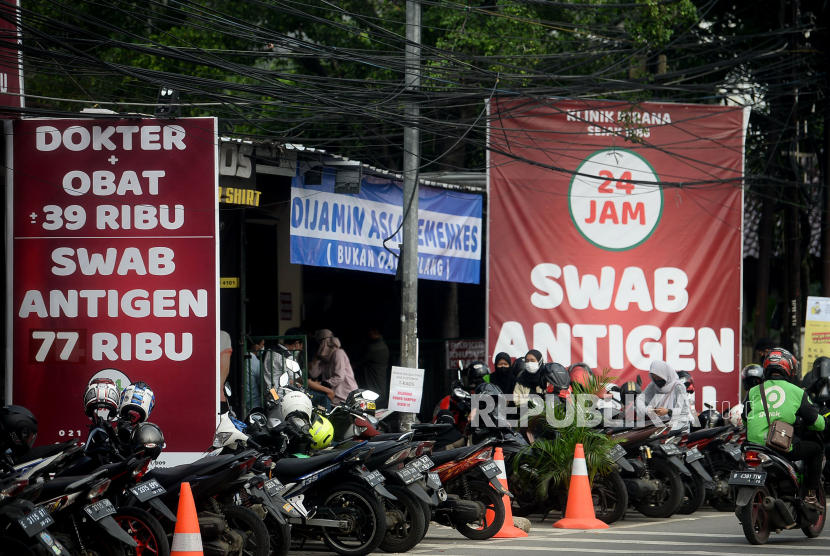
[224,382,232,398]
[279,373,290,387]
[362,390,380,401]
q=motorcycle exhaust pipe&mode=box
[762,496,796,529]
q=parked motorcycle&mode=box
[731,440,826,544]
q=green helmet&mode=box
[309,414,334,451]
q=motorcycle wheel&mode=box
[221,504,271,556]
[453,480,504,540]
[114,505,170,556]
[739,487,771,545]
[592,471,628,524]
[379,485,426,553]
[677,472,706,515]
[321,481,386,556]
[708,461,739,512]
[0,538,36,556]
[802,487,827,538]
[264,512,292,556]
[631,458,684,518]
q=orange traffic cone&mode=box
[490,447,528,538]
[171,482,204,556]
[553,443,608,530]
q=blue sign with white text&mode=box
[289,175,483,284]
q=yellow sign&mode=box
[803,296,830,374]
[219,186,262,207]
[220,277,239,288]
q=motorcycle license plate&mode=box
[84,499,116,522]
[608,443,626,462]
[129,479,165,502]
[685,447,704,463]
[362,470,385,487]
[18,506,54,537]
[396,465,421,485]
[412,455,434,473]
[728,470,767,486]
[479,461,500,478]
[661,444,681,456]
[264,478,285,498]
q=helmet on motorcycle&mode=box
[698,408,724,428]
[130,422,164,459]
[568,363,593,389]
[0,405,38,456]
[466,361,489,389]
[676,371,695,394]
[119,381,155,424]
[309,414,334,450]
[274,390,314,422]
[763,348,798,382]
[84,378,121,421]
[741,364,764,391]
[474,382,503,396]
[727,404,744,428]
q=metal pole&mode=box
[400,0,421,431]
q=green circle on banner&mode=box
[568,148,663,251]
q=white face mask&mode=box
[526,361,540,374]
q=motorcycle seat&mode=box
[145,454,238,488]
[14,441,79,465]
[430,444,487,466]
[687,426,730,442]
[271,450,345,480]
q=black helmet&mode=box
[698,408,724,428]
[813,357,830,380]
[0,405,38,456]
[541,363,570,391]
[676,371,694,394]
[741,364,764,391]
[466,361,489,388]
[474,382,503,396]
[131,422,164,459]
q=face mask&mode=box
[526,361,540,374]
[652,376,666,388]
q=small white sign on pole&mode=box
[388,366,425,413]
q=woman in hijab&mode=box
[309,329,358,405]
[512,349,545,407]
[489,352,515,396]
[635,360,693,431]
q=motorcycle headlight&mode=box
[213,431,233,448]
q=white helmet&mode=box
[274,390,313,423]
[728,404,744,428]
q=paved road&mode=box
[297,508,830,556]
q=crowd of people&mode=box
[220,326,391,412]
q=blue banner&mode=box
[290,174,483,284]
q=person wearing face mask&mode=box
[635,360,694,432]
[513,349,546,407]
[489,352,515,396]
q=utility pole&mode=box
[399,0,421,430]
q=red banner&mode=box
[488,100,746,408]
[6,118,219,464]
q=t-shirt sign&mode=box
[388,366,424,413]
[6,118,219,465]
